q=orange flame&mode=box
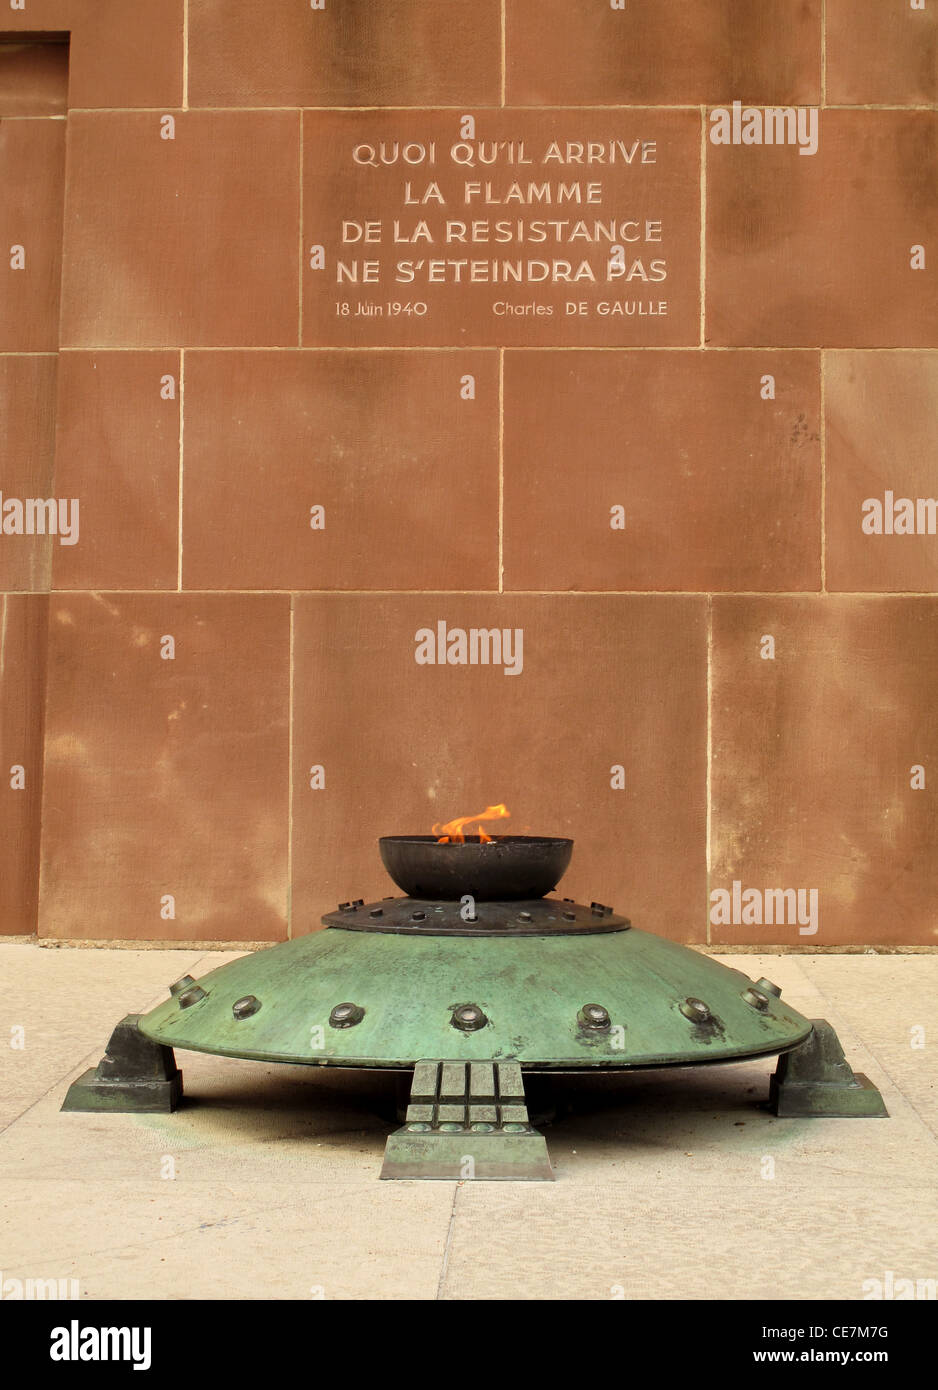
[434,803,510,844]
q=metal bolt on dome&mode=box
[329,1002,365,1029]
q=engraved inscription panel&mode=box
[303,109,701,348]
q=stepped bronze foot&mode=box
[62,1014,183,1114]
[770,1019,887,1118]
[381,1060,554,1181]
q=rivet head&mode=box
[406,1122,431,1133]
[411,910,426,922]
[518,911,532,922]
[452,1004,487,1032]
[329,1002,365,1029]
[562,910,577,922]
[578,1003,611,1030]
[754,976,782,998]
[169,974,196,996]
[742,987,770,1011]
[232,994,261,1020]
[175,989,207,1011]
[680,997,712,1024]
[439,1122,462,1134]
[369,907,383,918]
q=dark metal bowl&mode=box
[378,835,573,902]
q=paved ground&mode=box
[1,944,935,1300]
